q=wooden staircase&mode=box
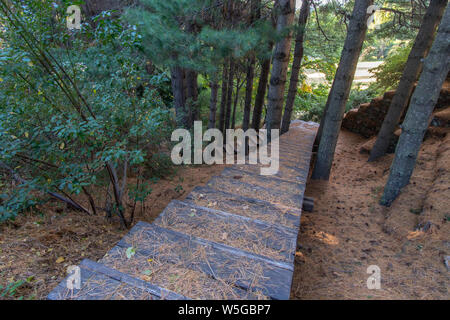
[47,120,319,300]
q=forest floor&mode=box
[292,128,449,299]
[0,164,227,300]
[1,128,448,300]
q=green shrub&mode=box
[370,42,412,92]
[0,2,173,225]
[292,84,329,122]
[346,85,379,111]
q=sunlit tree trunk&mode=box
[369,0,448,161]
[281,0,310,134]
[312,0,373,180]
[381,5,450,206]
[266,0,296,138]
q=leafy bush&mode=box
[369,42,412,92]
[292,83,329,122]
[0,1,173,225]
[346,85,378,111]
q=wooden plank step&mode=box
[101,222,293,300]
[185,186,302,228]
[221,168,304,196]
[47,259,187,300]
[234,163,308,184]
[279,138,316,150]
[207,176,304,210]
[154,200,297,263]
[101,244,259,300]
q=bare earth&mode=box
[291,129,449,300]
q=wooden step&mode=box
[47,259,187,300]
[234,163,308,184]
[185,186,302,228]
[100,222,294,300]
[154,200,297,263]
[207,176,304,210]
[220,167,304,196]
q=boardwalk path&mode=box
[48,121,319,300]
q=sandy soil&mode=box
[291,129,449,300]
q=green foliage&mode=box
[0,1,173,223]
[292,84,329,122]
[346,85,378,111]
[125,0,276,75]
[0,276,34,299]
[369,42,412,92]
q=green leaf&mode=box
[126,247,136,259]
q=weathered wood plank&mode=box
[207,176,305,210]
[185,186,302,228]
[47,259,186,300]
[234,163,308,184]
[154,200,297,263]
[103,222,294,300]
[220,167,304,195]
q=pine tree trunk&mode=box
[281,0,310,135]
[266,0,296,137]
[381,5,450,206]
[219,61,229,133]
[186,70,199,125]
[312,0,373,180]
[243,57,255,131]
[242,0,260,131]
[232,86,240,129]
[232,76,243,129]
[369,0,448,162]
[208,80,219,129]
[225,59,235,130]
[170,66,188,128]
[314,82,334,147]
[251,55,272,130]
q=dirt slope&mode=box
[291,129,449,299]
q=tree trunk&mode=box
[266,0,296,138]
[219,61,229,132]
[314,82,334,147]
[232,75,244,129]
[281,0,310,135]
[242,0,261,131]
[208,80,219,129]
[186,69,199,126]
[380,5,450,206]
[231,88,239,130]
[243,57,255,131]
[311,0,373,180]
[170,66,188,128]
[369,0,448,162]
[225,58,235,130]
[251,55,272,130]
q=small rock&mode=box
[445,256,450,271]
